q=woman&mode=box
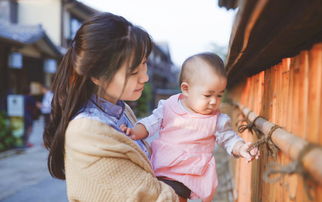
[43,12,178,201]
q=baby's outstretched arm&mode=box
[120,123,149,140]
[232,141,260,162]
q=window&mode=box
[8,52,22,69]
[70,17,82,40]
[44,59,57,73]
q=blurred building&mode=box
[0,0,178,115]
[148,42,180,107]
[0,0,98,111]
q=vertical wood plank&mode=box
[309,43,322,202]
[306,44,322,143]
[228,42,322,202]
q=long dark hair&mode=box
[43,12,152,179]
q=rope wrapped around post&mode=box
[237,114,263,138]
[246,124,281,158]
[234,103,322,186]
[236,108,280,158]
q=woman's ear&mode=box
[90,77,101,86]
[180,82,189,96]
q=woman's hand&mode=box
[120,123,149,140]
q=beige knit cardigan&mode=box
[64,105,178,202]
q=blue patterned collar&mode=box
[90,95,125,119]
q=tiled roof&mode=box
[0,20,44,44]
[0,20,62,58]
[65,0,100,20]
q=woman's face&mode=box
[98,59,149,104]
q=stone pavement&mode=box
[0,117,67,202]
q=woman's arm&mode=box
[65,118,179,201]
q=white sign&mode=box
[7,95,24,117]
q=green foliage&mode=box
[0,112,17,151]
[135,83,152,118]
[221,90,231,103]
[127,83,152,119]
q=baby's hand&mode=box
[119,124,148,140]
[120,124,132,136]
[238,142,260,162]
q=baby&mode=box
[121,52,259,202]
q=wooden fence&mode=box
[228,43,322,202]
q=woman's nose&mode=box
[140,70,149,83]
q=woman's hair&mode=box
[43,12,152,179]
[179,52,226,84]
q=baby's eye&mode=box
[204,95,211,98]
[217,94,223,98]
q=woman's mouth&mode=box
[134,87,144,92]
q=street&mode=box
[0,117,68,202]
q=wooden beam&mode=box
[226,0,322,88]
[237,103,322,184]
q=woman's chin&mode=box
[124,93,142,101]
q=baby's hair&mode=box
[179,52,226,84]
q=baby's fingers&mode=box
[249,147,258,155]
[249,146,260,159]
[244,152,253,162]
[120,124,127,132]
[125,127,131,136]
[255,150,260,159]
[129,134,138,140]
[120,124,131,135]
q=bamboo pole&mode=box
[237,103,322,184]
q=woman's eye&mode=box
[204,95,211,98]
[130,71,139,75]
[217,95,223,98]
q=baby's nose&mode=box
[209,98,216,105]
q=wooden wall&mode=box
[228,43,322,202]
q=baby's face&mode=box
[184,72,227,115]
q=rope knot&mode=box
[263,143,321,200]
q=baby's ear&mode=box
[180,82,189,96]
